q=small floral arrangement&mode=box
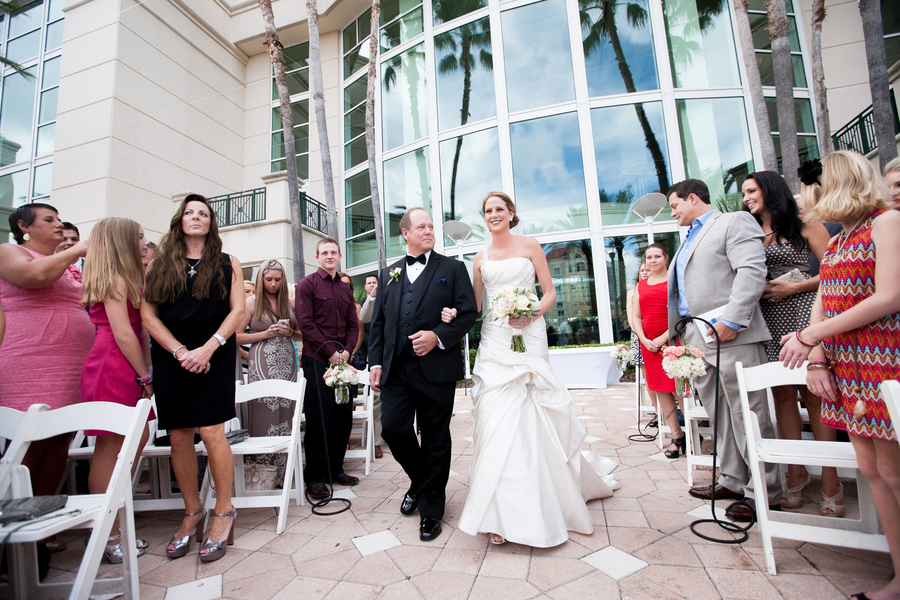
[610,343,631,369]
[323,360,359,404]
[388,267,402,285]
[661,345,707,379]
[490,285,540,353]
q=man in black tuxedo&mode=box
[368,208,477,542]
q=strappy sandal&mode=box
[820,483,845,518]
[779,473,812,509]
[166,508,206,559]
[664,433,686,459]
[199,507,236,563]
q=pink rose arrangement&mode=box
[661,345,706,380]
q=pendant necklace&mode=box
[187,257,201,277]
[833,216,865,260]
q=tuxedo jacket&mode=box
[368,252,477,384]
[667,210,772,348]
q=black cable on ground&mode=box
[307,341,352,516]
[629,367,660,443]
[676,317,753,544]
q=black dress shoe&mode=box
[335,473,359,486]
[688,484,743,501]
[307,482,330,499]
[725,498,782,522]
[420,517,442,541]
[400,491,417,515]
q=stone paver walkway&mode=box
[43,385,892,599]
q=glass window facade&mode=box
[338,0,818,343]
[271,42,311,178]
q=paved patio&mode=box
[44,384,893,599]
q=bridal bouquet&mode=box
[323,360,359,404]
[490,285,540,353]
[610,343,631,370]
[661,345,706,397]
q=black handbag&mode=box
[0,496,68,525]
[226,428,249,445]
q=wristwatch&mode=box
[213,333,227,346]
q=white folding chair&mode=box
[0,399,152,600]
[203,377,306,534]
[346,369,374,475]
[682,387,714,485]
[736,361,888,575]
[0,404,49,497]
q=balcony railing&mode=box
[208,188,266,227]
[302,192,327,234]
[832,95,900,155]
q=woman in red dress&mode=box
[633,243,684,458]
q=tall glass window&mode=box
[766,97,819,168]
[272,43,309,99]
[381,0,424,51]
[434,16,496,131]
[509,112,588,234]
[579,0,659,97]
[343,9,372,80]
[345,171,378,267]
[270,101,309,178]
[591,102,671,225]
[501,0,575,112]
[676,97,755,212]
[382,44,429,151]
[540,239,600,347]
[438,127,502,244]
[383,147,430,257]
[433,0,488,25]
[344,77,367,170]
[748,3,806,88]
[662,0,741,88]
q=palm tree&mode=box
[580,0,668,194]
[307,0,339,243]
[433,1,493,221]
[810,0,833,155]
[365,0,387,269]
[733,0,778,170]
[767,0,800,192]
[258,0,305,281]
[859,0,898,169]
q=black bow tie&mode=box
[406,254,426,266]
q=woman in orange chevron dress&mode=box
[780,151,900,600]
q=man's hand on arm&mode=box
[409,330,439,356]
[370,367,382,392]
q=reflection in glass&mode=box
[383,147,430,258]
[540,239,600,347]
[345,104,365,141]
[435,16,495,131]
[272,70,309,100]
[346,199,375,238]
[42,56,61,89]
[749,13,801,52]
[0,171,28,226]
[772,134,819,170]
[765,97,815,133]
[39,88,58,124]
[284,43,309,71]
[345,136,367,170]
[347,232,378,267]
[756,53,806,88]
[344,41,371,80]
[662,0,741,88]
[433,0,488,25]
[271,126,310,159]
[580,0,659,97]
[32,163,52,198]
[346,169,372,204]
[510,112,588,235]
[590,102,671,226]
[604,232,679,341]
[676,97,755,212]
[345,170,376,267]
[381,7,424,52]
[0,68,37,168]
[271,155,309,179]
[502,0,575,112]
[10,1,42,38]
[44,19,63,50]
[382,0,421,24]
[439,127,501,244]
[272,101,309,130]
[7,30,40,64]
[382,44,428,151]
[36,123,54,156]
[344,77,367,110]
[49,0,64,21]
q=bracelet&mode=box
[795,328,817,348]
[172,344,187,359]
[807,360,828,367]
[806,364,832,371]
[136,367,153,385]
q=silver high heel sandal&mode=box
[103,535,148,564]
[199,507,236,563]
[166,508,206,559]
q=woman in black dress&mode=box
[141,194,245,563]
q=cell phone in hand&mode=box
[278,319,290,325]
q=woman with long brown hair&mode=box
[235,259,302,486]
[80,217,153,563]
[141,194,245,563]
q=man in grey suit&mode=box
[666,179,780,521]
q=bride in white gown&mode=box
[454,192,620,548]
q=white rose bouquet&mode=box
[661,345,706,397]
[323,360,359,404]
[610,343,631,370]
[489,285,540,353]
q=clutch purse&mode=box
[0,495,68,525]
[226,428,249,445]
[772,268,806,284]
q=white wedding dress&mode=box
[458,249,620,547]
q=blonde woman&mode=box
[235,260,302,486]
[80,217,153,563]
[781,152,900,600]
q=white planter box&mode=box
[548,346,622,389]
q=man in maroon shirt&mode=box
[295,238,360,499]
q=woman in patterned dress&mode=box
[781,151,900,600]
[741,171,839,515]
[235,260,302,486]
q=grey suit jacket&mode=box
[667,210,771,348]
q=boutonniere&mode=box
[388,267,402,285]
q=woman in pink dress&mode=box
[0,204,93,504]
[80,217,154,563]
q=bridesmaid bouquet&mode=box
[323,361,359,404]
[661,345,706,398]
[490,285,540,353]
[610,343,631,370]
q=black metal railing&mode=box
[348,215,374,237]
[832,95,900,155]
[208,188,266,227]
[302,191,327,234]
